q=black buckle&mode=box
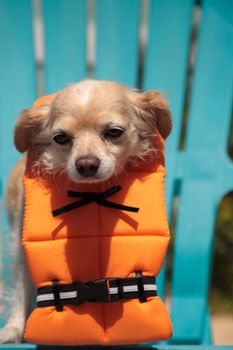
[72,279,109,305]
[37,275,157,309]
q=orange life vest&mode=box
[23,96,172,345]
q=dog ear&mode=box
[133,91,172,139]
[14,105,50,153]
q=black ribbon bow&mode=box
[52,185,139,217]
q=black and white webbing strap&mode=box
[36,273,157,311]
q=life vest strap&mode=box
[36,274,157,311]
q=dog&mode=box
[0,80,171,343]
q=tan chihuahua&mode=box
[1,80,171,343]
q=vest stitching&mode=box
[97,188,108,343]
[24,232,170,243]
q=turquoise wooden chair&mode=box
[0,0,232,348]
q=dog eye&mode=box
[53,132,71,145]
[104,128,125,139]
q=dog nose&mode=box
[75,156,100,177]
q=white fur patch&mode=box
[76,80,96,107]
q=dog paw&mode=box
[0,326,23,343]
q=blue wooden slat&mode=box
[143,0,194,299]
[95,0,140,87]
[43,0,87,93]
[202,310,212,344]
[171,0,233,343]
[0,346,35,350]
[143,0,194,213]
[0,0,36,327]
[0,0,36,194]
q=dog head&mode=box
[14,80,172,183]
